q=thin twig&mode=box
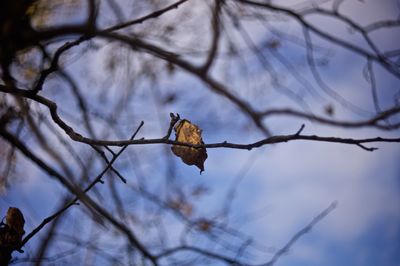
[262,201,337,266]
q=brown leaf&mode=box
[0,207,25,253]
[6,207,25,243]
[171,119,207,173]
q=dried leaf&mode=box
[171,119,207,173]
[0,207,25,252]
[6,207,25,243]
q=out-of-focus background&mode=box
[1,0,399,265]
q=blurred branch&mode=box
[300,7,382,57]
[225,8,313,114]
[262,201,337,266]
[364,19,400,32]
[259,106,400,130]
[156,245,240,264]
[366,59,381,114]
[32,38,86,93]
[201,0,224,73]
[18,121,144,249]
[92,31,273,136]
[10,247,79,265]
[155,202,337,266]
[302,27,367,115]
[86,0,98,32]
[104,0,191,32]
[0,124,157,265]
[236,0,400,78]
[1,1,399,264]
[31,0,191,93]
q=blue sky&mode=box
[1,0,400,265]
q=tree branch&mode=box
[262,201,337,266]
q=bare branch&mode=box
[104,0,191,33]
[1,85,399,152]
[19,121,144,248]
[236,0,400,78]
[201,0,224,73]
[259,106,400,130]
[262,201,337,266]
